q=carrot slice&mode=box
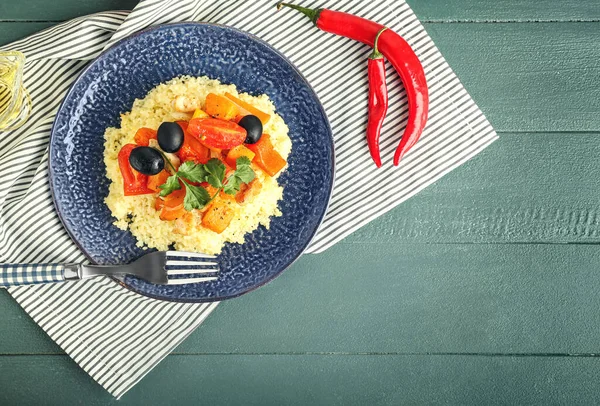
[147,170,170,192]
[201,198,235,234]
[204,93,239,121]
[246,134,286,177]
[224,93,271,124]
[154,197,164,211]
[235,178,262,204]
[133,127,157,146]
[159,188,186,221]
[226,145,255,167]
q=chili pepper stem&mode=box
[276,2,321,24]
[369,28,387,60]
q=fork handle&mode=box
[0,263,80,287]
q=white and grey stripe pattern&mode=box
[1,0,497,398]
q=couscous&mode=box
[104,75,291,255]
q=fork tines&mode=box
[165,251,219,285]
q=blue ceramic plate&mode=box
[49,23,334,302]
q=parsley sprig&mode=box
[159,157,255,211]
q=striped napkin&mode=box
[0,0,497,398]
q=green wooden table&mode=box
[2,1,600,404]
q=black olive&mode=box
[129,146,164,175]
[157,122,184,153]
[239,115,263,144]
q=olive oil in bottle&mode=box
[0,51,30,131]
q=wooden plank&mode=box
[421,22,600,132]
[0,0,137,21]
[0,0,598,22]
[4,243,600,355]
[0,291,62,354]
[408,0,600,22]
[179,243,600,355]
[2,354,600,405]
[0,22,54,45]
[345,132,600,244]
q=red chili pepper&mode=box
[117,144,153,196]
[277,3,429,166]
[366,28,388,168]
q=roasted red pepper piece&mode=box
[118,144,153,196]
[176,120,189,132]
[366,28,388,168]
[133,127,157,146]
[187,118,246,150]
[277,3,429,166]
[176,121,210,164]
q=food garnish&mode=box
[158,157,255,211]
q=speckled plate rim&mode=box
[49,22,335,303]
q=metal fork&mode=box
[0,251,219,287]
